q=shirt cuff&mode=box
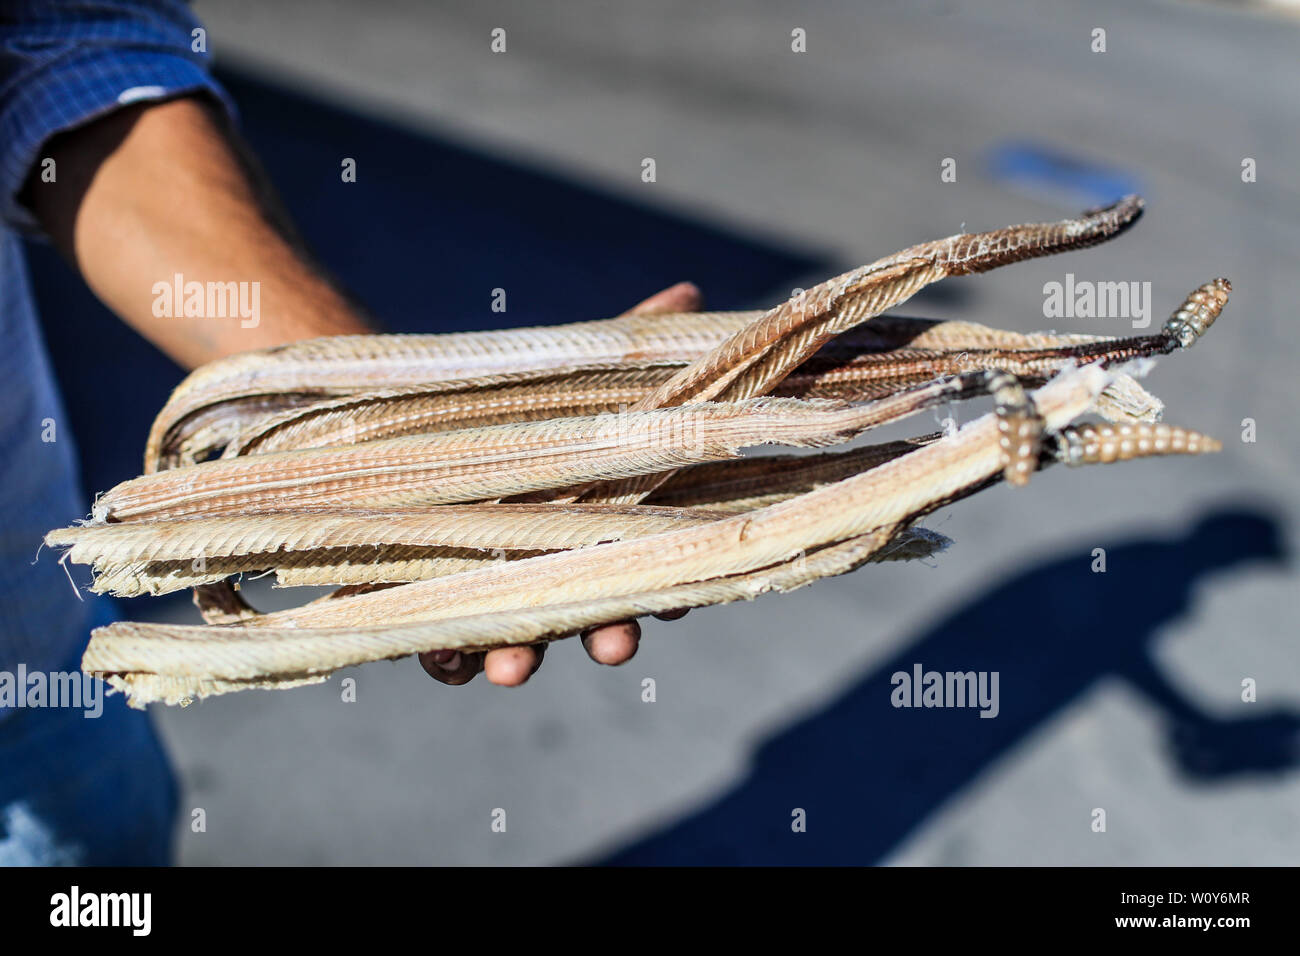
[0,50,237,233]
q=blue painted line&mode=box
[983,142,1144,208]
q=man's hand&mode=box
[419,280,702,687]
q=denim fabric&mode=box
[0,604,177,866]
[0,0,235,865]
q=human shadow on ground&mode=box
[596,507,1292,865]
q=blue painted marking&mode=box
[983,142,1144,208]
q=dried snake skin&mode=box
[95,392,989,522]
[145,311,761,471]
[570,197,1144,503]
[217,333,1178,460]
[152,311,1155,471]
[44,199,1232,707]
[146,195,1142,473]
[83,365,1217,704]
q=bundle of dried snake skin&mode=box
[46,196,1232,706]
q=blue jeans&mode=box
[0,229,179,865]
[0,609,178,866]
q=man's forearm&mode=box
[26,96,371,369]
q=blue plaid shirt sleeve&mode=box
[0,0,237,232]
